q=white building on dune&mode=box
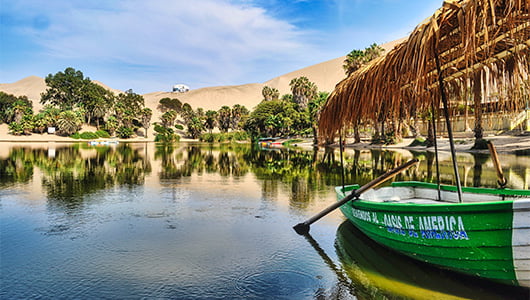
[172,84,190,93]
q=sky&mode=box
[0,0,442,94]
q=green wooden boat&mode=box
[337,181,530,287]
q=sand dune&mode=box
[142,83,264,123]
[0,77,125,113]
[92,80,123,96]
[0,39,405,132]
[0,75,47,111]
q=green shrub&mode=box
[199,131,249,143]
[154,124,179,143]
[8,122,24,136]
[70,132,81,139]
[95,130,110,138]
[200,133,215,142]
[116,126,134,139]
[232,131,249,141]
[155,133,180,143]
[217,133,227,142]
[79,131,99,139]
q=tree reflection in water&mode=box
[1,143,526,208]
[0,147,36,187]
[1,144,151,208]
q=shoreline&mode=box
[289,132,530,155]
[2,124,530,154]
[0,123,199,143]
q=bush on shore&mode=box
[70,130,111,139]
[199,131,249,143]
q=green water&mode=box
[1,142,529,299]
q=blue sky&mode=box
[1,0,441,94]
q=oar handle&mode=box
[487,141,507,188]
[293,158,419,235]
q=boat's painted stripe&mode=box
[513,200,530,284]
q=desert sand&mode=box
[1,37,530,153]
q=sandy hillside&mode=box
[92,80,124,96]
[264,38,405,95]
[0,38,405,126]
[264,56,346,96]
[143,83,264,124]
[0,75,47,111]
[0,77,124,113]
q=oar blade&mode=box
[293,222,310,235]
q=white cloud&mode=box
[6,0,316,92]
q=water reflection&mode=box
[2,142,530,299]
[3,143,530,201]
[0,144,151,204]
[334,221,530,299]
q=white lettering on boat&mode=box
[350,208,469,240]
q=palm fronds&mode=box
[319,0,530,140]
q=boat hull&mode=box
[337,181,530,287]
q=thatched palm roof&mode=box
[319,0,530,140]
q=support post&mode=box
[433,40,463,203]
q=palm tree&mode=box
[308,92,329,144]
[265,115,281,136]
[262,86,279,101]
[116,92,145,117]
[105,116,119,136]
[230,104,249,130]
[187,116,205,139]
[343,49,365,76]
[364,43,384,61]
[140,108,152,138]
[33,113,48,134]
[289,77,317,111]
[57,110,82,136]
[41,105,61,128]
[10,100,31,123]
[217,106,231,132]
[343,43,384,76]
[161,110,177,128]
[20,115,34,135]
[204,110,218,133]
[92,104,107,129]
[180,103,194,124]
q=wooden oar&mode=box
[487,141,507,188]
[293,158,419,235]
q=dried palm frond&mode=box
[319,0,530,140]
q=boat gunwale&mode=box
[336,181,530,212]
[390,181,530,196]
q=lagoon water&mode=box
[1,142,529,299]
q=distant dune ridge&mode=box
[0,39,403,125]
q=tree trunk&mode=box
[312,125,318,145]
[373,123,381,142]
[353,120,361,143]
[410,115,419,138]
[426,120,435,147]
[395,119,402,142]
[354,125,361,143]
[473,72,484,141]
